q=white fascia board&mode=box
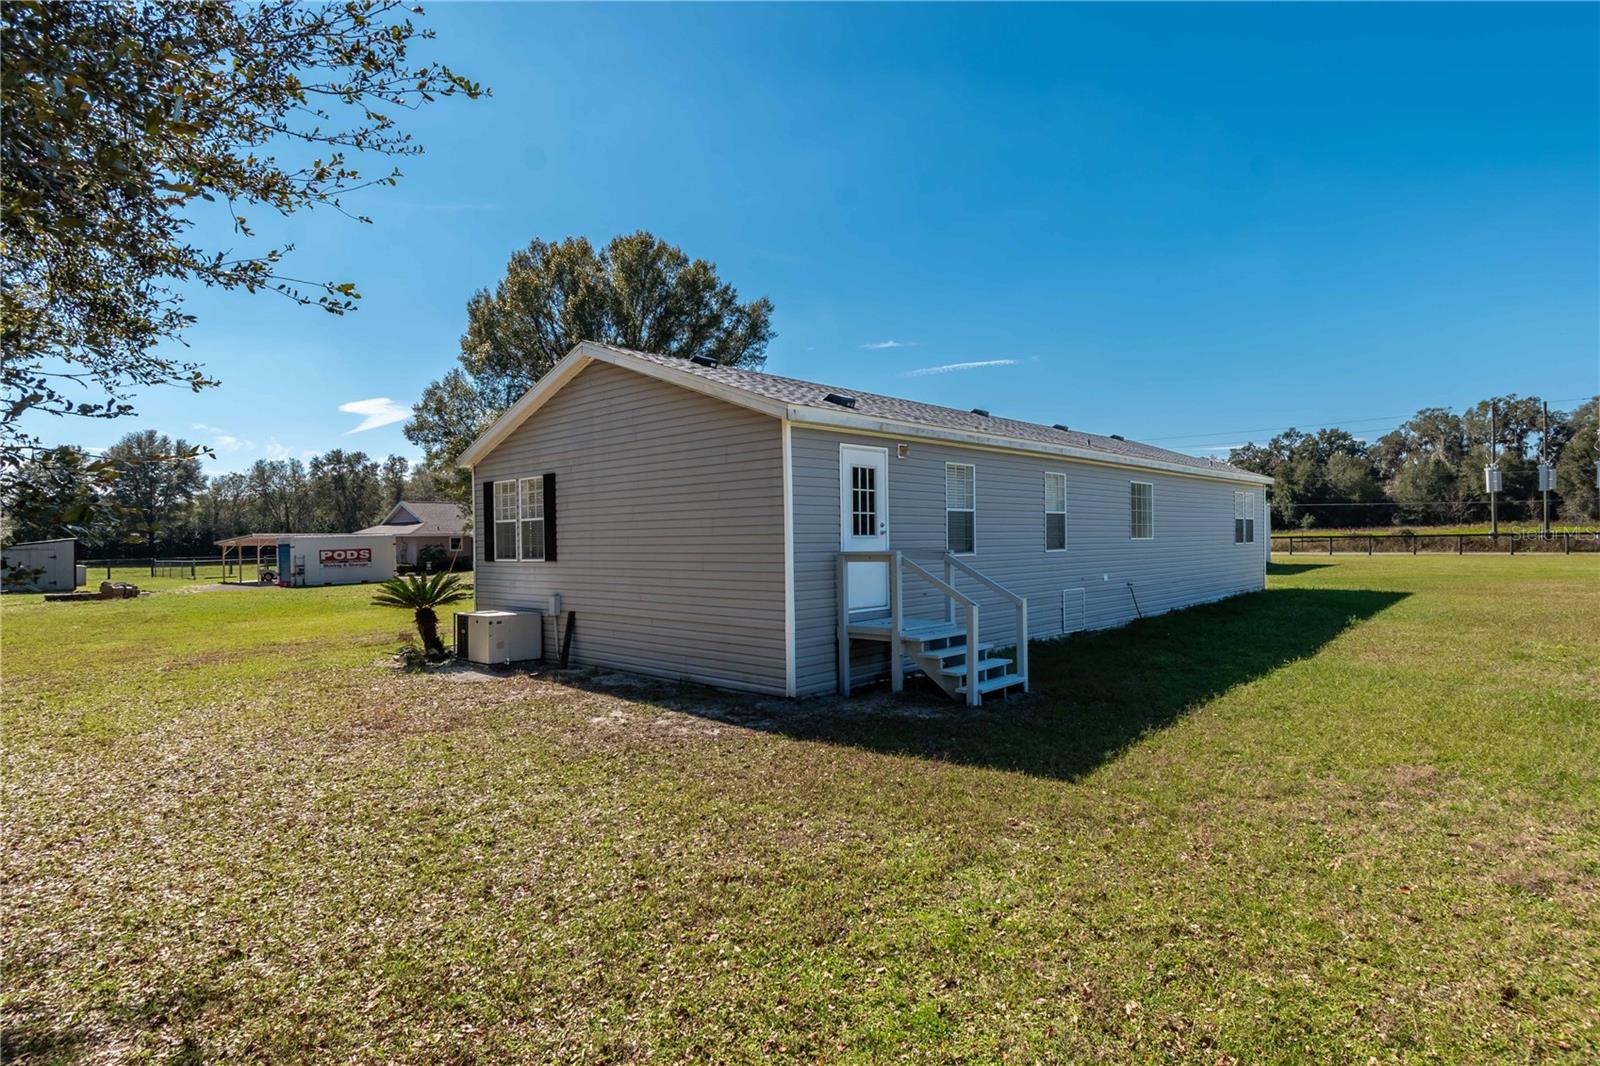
[785,405,1275,487]
[456,342,787,468]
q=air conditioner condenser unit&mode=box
[455,610,542,665]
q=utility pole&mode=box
[1540,400,1551,539]
[1488,401,1499,537]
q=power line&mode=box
[1145,413,1413,444]
[1149,393,1598,446]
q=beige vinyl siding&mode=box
[790,427,1267,696]
[472,361,788,693]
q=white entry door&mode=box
[839,444,890,612]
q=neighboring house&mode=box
[459,341,1273,703]
[355,501,472,567]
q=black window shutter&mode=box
[482,481,495,561]
[542,472,558,561]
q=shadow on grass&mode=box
[723,586,1407,781]
[1267,561,1334,576]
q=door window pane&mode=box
[850,465,877,537]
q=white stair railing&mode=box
[899,555,982,706]
[942,554,1028,692]
[839,551,1026,705]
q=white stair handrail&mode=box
[942,553,1029,693]
[900,555,979,610]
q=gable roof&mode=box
[458,341,1272,486]
[354,500,470,538]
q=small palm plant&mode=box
[371,572,471,660]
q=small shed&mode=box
[1,537,80,593]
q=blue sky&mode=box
[42,2,1599,472]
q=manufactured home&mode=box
[460,342,1273,704]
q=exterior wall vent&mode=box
[824,393,857,408]
[689,355,717,367]
[970,408,990,417]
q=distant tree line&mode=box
[1229,395,1599,528]
[1,430,445,556]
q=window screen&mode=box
[1044,472,1067,551]
[946,463,975,554]
[519,477,545,560]
[494,481,519,558]
[1234,491,1255,543]
[1130,482,1153,539]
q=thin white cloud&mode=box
[905,359,1020,377]
[339,397,411,433]
[860,340,912,350]
[264,440,293,461]
[192,422,254,453]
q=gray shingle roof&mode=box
[356,501,469,538]
[590,343,1249,477]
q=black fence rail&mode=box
[80,557,232,580]
[1272,532,1600,556]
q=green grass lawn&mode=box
[3,557,1596,1062]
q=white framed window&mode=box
[493,481,519,557]
[1044,472,1067,551]
[448,536,462,552]
[945,463,976,554]
[519,476,545,560]
[1130,481,1154,540]
[1234,491,1255,543]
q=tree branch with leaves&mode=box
[0,0,485,466]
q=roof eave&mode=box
[454,341,1273,488]
[785,405,1276,486]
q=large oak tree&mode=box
[405,232,774,484]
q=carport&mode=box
[216,534,285,584]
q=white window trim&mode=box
[945,462,977,556]
[1234,490,1256,544]
[448,536,463,552]
[518,476,546,561]
[1130,480,1154,541]
[493,480,519,560]
[1044,471,1067,553]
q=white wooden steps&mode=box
[838,551,1030,707]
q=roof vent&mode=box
[970,408,990,417]
[688,355,717,368]
[1052,423,1070,432]
[1109,433,1125,441]
[824,393,857,409]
